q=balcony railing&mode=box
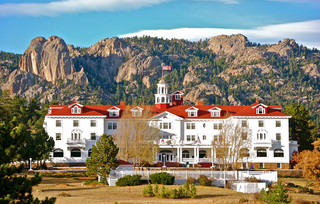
[67,139,86,144]
[254,139,272,149]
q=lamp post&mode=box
[162,154,166,167]
[29,158,33,171]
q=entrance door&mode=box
[159,150,173,162]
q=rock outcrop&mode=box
[19,36,75,83]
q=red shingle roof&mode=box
[48,102,289,118]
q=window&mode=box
[203,135,207,140]
[214,135,218,142]
[182,150,189,158]
[199,150,206,158]
[214,123,222,130]
[256,106,265,114]
[132,111,142,117]
[274,149,284,157]
[56,133,61,140]
[53,149,63,157]
[240,148,250,157]
[160,122,172,129]
[175,94,181,100]
[109,111,119,117]
[276,121,281,127]
[276,133,281,141]
[91,133,96,140]
[260,163,264,168]
[258,120,264,127]
[73,120,79,127]
[161,97,165,103]
[71,132,81,140]
[257,149,267,157]
[241,132,247,140]
[242,163,247,169]
[160,135,171,139]
[257,133,266,140]
[186,123,195,129]
[277,163,281,169]
[108,122,117,130]
[71,149,81,157]
[212,111,220,117]
[90,120,96,127]
[188,111,197,117]
[56,120,61,127]
[186,135,196,141]
[88,149,92,157]
[71,106,81,114]
[241,120,247,127]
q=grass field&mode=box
[32,176,320,204]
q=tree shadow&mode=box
[196,194,228,199]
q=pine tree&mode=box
[85,134,119,184]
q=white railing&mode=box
[67,139,86,144]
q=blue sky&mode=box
[0,0,319,54]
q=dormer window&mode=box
[189,111,196,117]
[131,106,143,117]
[107,106,120,117]
[71,106,81,114]
[256,106,265,114]
[212,111,220,117]
[208,107,222,117]
[175,94,181,100]
[186,107,199,117]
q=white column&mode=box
[180,147,182,163]
[211,147,214,165]
[177,147,180,163]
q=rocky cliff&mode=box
[19,36,75,83]
[1,34,320,125]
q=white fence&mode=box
[108,169,277,187]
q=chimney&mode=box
[197,101,204,106]
[255,99,259,104]
[120,101,125,106]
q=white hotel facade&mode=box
[44,79,298,169]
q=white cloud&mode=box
[0,0,169,17]
[0,0,237,17]
[120,20,320,49]
[268,0,319,3]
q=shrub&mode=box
[190,184,197,198]
[186,177,196,185]
[142,183,155,197]
[244,177,262,183]
[142,181,197,199]
[259,182,291,204]
[197,175,211,186]
[116,175,142,186]
[149,172,175,185]
[154,183,159,195]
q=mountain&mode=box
[0,34,320,126]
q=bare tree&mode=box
[212,118,252,170]
[115,106,160,166]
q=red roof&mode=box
[47,102,289,118]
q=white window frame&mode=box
[56,133,61,140]
[175,94,181,100]
[211,111,220,117]
[186,123,195,129]
[256,106,265,114]
[109,111,119,117]
[71,106,81,114]
[188,111,197,117]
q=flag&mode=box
[162,64,171,71]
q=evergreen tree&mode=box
[85,134,119,184]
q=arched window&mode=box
[161,97,165,103]
[53,149,63,157]
[88,149,92,157]
[71,149,81,157]
[71,130,82,140]
[71,106,81,114]
[199,150,206,158]
[256,106,265,114]
[257,149,267,157]
[162,87,164,94]
[240,148,250,157]
[157,97,160,103]
[274,149,284,157]
[182,150,189,158]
